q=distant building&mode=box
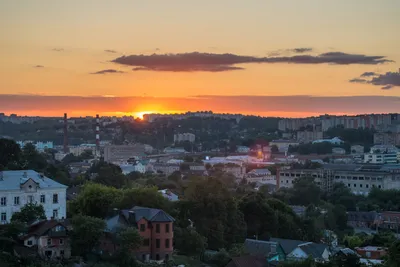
[163,147,186,154]
[269,140,300,153]
[332,148,346,155]
[277,164,400,194]
[158,190,179,202]
[236,146,250,153]
[17,141,54,152]
[173,133,195,143]
[351,145,364,155]
[69,144,96,156]
[0,170,67,223]
[104,144,146,163]
[296,131,323,143]
[364,146,399,164]
[312,137,343,145]
[355,246,387,260]
[374,132,400,146]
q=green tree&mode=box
[174,227,207,257]
[20,143,48,171]
[11,203,46,224]
[0,138,21,170]
[387,240,400,267]
[112,227,142,267]
[70,215,106,258]
[68,183,120,218]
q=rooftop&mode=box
[0,170,67,191]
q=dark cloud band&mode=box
[112,51,393,72]
[350,71,400,90]
[91,69,124,75]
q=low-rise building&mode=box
[0,170,67,223]
[332,148,346,155]
[351,145,365,155]
[101,206,175,262]
[174,133,195,143]
[277,164,400,194]
[163,147,186,154]
[347,211,378,229]
[354,246,387,260]
[374,132,400,146]
[20,219,71,260]
[269,140,300,153]
[158,190,179,202]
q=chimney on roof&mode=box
[23,171,27,178]
[63,113,69,153]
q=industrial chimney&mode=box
[63,113,69,153]
[95,114,100,153]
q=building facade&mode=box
[104,144,146,163]
[173,133,195,143]
[296,131,323,144]
[0,170,67,223]
[277,164,400,194]
[102,206,174,262]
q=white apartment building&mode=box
[174,133,195,143]
[0,170,67,223]
[278,164,400,195]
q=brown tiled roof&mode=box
[22,220,69,239]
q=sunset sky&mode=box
[1,0,399,118]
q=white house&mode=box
[0,170,67,223]
[287,242,330,262]
[313,137,343,145]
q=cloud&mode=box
[112,51,393,72]
[90,69,125,75]
[360,71,377,77]
[0,94,399,117]
[52,48,64,52]
[104,49,117,53]
[34,65,44,68]
[291,48,313,53]
[349,78,367,83]
[350,71,400,89]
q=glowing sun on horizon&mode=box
[133,111,157,119]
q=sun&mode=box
[134,111,156,120]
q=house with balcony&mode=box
[101,206,174,262]
[20,219,71,260]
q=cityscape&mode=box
[1,1,400,267]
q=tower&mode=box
[63,113,69,153]
[95,114,100,155]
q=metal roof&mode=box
[0,170,68,191]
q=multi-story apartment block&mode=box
[278,113,399,132]
[277,164,400,195]
[173,133,195,143]
[374,132,400,146]
[296,131,323,143]
[102,206,174,262]
[0,170,67,223]
[104,144,146,163]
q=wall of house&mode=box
[150,221,174,261]
[287,247,308,260]
[37,236,70,260]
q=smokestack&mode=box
[96,114,100,152]
[276,166,280,190]
[63,113,69,153]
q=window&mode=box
[156,254,160,260]
[143,238,150,246]
[27,240,33,246]
[1,213,6,221]
[60,250,64,256]
[140,224,146,232]
[354,184,357,187]
[156,239,160,248]
[378,185,382,189]
[360,184,363,188]
[0,197,6,206]
[165,238,170,248]
[53,209,58,219]
[53,194,58,204]
[165,223,170,233]
[45,250,52,258]
[47,239,52,246]
[348,184,350,187]
[156,223,160,233]
[14,196,19,205]
[59,238,64,245]
[40,195,45,203]
[366,184,369,188]
[366,251,371,258]
[28,195,34,203]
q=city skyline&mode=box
[1,0,399,117]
